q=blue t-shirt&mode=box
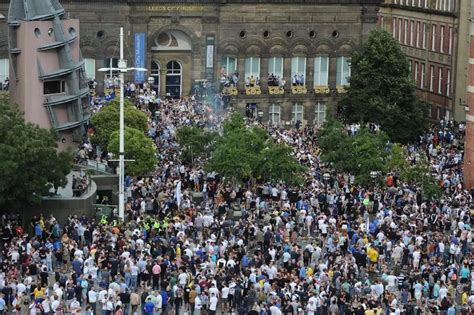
[0,297,5,311]
[160,291,168,306]
[144,301,154,313]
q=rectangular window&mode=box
[446,69,451,96]
[336,57,351,86]
[410,20,415,46]
[418,0,422,6]
[292,103,304,122]
[404,19,409,45]
[414,61,419,83]
[222,57,237,76]
[392,18,397,38]
[268,57,284,80]
[380,16,384,30]
[269,104,281,124]
[440,26,445,53]
[429,65,434,92]
[422,23,427,48]
[416,22,421,47]
[438,67,443,94]
[44,80,66,95]
[420,63,425,89]
[398,19,403,42]
[314,102,326,126]
[291,57,306,85]
[244,57,260,84]
[84,58,96,80]
[448,27,453,54]
[0,59,9,87]
[431,24,437,51]
[314,55,329,86]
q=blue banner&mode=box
[134,33,146,83]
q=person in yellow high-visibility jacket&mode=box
[100,215,108,225]
[367,245,379,272]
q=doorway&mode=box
[150,61,160,94]
[166,60,181,98]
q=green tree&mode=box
[90,99,148,147]
[0,96,71,208]
[338,28,427,143]
[256,143,306,186]
[176,126,216,164]
[318,119,389,185]
[206,113,306,185]
[108,127,157,176]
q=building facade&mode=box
[6,0,90,150]
[378,0,470,122]
[463,1,474,189]
[0,0,381,127]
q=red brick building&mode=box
[379,0,470,123]
[463,3,474,189]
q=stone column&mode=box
[283,56,292,92]
[306,57,314,90]
[237,56,245,91]
[260,56,269,91]
[160,69,167,97]
[463,6,474,189]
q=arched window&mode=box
[166,61,182,98]
[150,61,160,93]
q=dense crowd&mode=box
[0,93,472,315]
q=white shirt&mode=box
[209,296,218,311]
[221,287,229,299]
[88,290,98,303]
[195,296,202,309]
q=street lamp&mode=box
[257,111,263,123]
[323,172,330,182]
[370,171,378,187]
[147,76,154,91]
[98,27,147,220]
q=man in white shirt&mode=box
[51,295,61,314]
[88,287,98,312]
[209,293,218,315]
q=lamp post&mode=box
[98,27,147,220]
[370,171,378,187]
[147,76,154,92]
[323,172,330,186]
[257,111,264,123]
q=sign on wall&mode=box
[206,36,215,81]
[134,33,146,83]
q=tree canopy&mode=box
[201,114,306,185]
[0,95,71,208]
[318,118,441,198]
[108,127,157,176]
[318,118,389,185]
[338,28,427,143]
[90,99,148,147]
[176,126,217,165]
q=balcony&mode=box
[39,61,84,80]
[268,86,285,95]
[336,85,348,93]
[38,34,77,51]
[44,87,90,106]
[291,85,307,94]
[314,85,330,94]
[245,86,261,96]
[222,86,238,96]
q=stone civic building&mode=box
[0,0,381,126]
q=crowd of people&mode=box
[0,90,473,315]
